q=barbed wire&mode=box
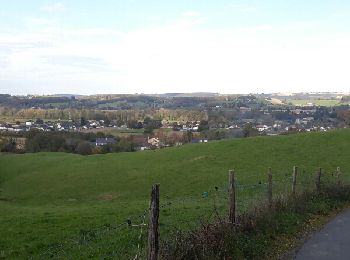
[133,210,148,260]
[26,166,346,259]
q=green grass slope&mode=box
[1,130,350,258]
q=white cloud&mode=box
[25,17,56,26]
[227,4,257,13]
[40,3,65,12]
[148,16,163,22]
[237,24,272,33]
[1,16,350,95]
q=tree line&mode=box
[0,131,135,155]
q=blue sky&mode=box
[1,0,350,94]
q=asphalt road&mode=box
[296,209,350,260]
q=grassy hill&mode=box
[1,130,350,258]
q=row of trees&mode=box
[0,130,135,155]
[0,107,207,124]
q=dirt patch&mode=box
[270,98,284,105]
[98,192,118,201]
[189,156,208,162]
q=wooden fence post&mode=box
[336,167,342,186]
[148,184,160,260]
[228,169,236,224]
[292,166,298,195]
[315,168,322,193]
[267,167,273,208]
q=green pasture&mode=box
[288,99,341,106]
[1,130,350,258]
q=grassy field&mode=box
[80,127,145,137]
[288,99,341,106]
[1,130,350,258]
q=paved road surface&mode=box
[296,209,350,260]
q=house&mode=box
[95,137,116,146]
[191,138,209,144]
[148,137,161,147]
[255,125,269,132]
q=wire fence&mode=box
[29,166,346,259]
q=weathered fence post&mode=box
[148,184,160,260]
[315,168,322,193]
[292,166,298,195]
[336,167,342,187]
[228,169,236,224]
[267,167,273,208]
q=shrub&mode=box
[76,142,92,155]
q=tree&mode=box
[127,120,138,129]
[35,118,44,125]
[1,138,16,152]
[242,124,259,138]
[80,117,87,126]
[337,110,350,126]
[115,139,134,152]
[198,120,209,132]
[182,131,193,143]
[76,142,92,155]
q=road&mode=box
[296,209,350,260]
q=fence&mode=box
[32,166,347,259]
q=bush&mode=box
[160,185,350,259]
[76,142,92,155]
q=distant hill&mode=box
[154,92,220,97]
[50,94,83,98]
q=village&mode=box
[1,98,349,153]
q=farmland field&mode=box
[80,127,145,136]
[288,99,341,106]
[1,130,350,258]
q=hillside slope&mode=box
[1,130,350,258]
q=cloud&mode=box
[238,24,272,33]
[1,16,350,94]
[148,16,162,22]
[25,17,56,26]
[0,32,54,53]
[61,28,124,38]
[40,3,65,12]
[40,55,110,70]
[227,4,257,13]
[167,11,206,28]
[0,56,9,68]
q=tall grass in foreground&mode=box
[160,184,350,259]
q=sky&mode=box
[0,0,350,95]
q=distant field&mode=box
[288,99,341,106]
[80,127,179,137]
[80,127,144,136]
[1,130,350,258]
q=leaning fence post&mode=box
[267,167,273,208]
[336,167,342,187]
[292,166,298,195]
[315,168,322,193]
[228,169,236,224]
[148,184,160,260]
